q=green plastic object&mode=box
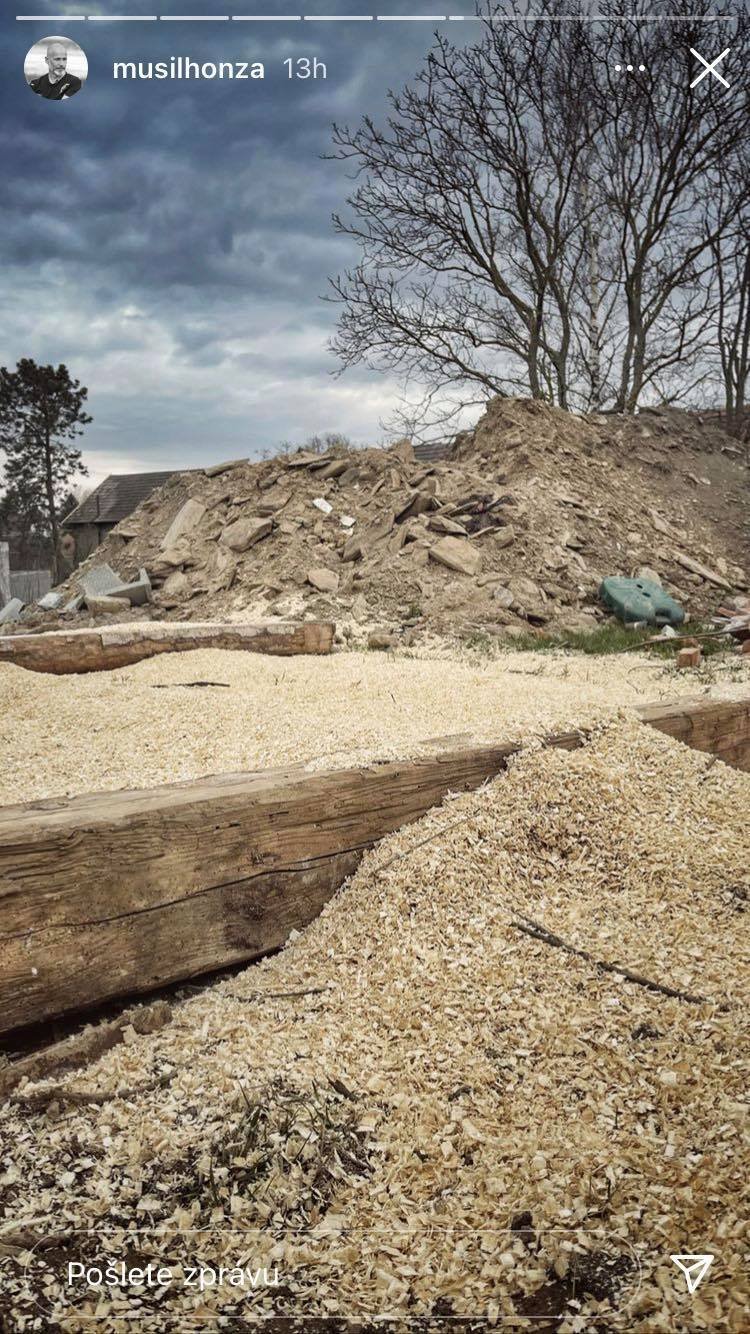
[599,576,685,627]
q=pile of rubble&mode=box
[12,397,750,644]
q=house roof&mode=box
[64,472,178,527]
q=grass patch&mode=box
[464,622,733,659]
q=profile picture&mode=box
[24,35,87,101]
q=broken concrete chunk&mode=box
[0,598,24,625]
[160,499,206,551]
[306,567,340,594]
[78,564,122,599]
[108,569,152,607]
[340,515,356,529]
[37,592,63,611]
[318,460,349,480]
[312,497,333,515]
[429,515,468,536]
[62,594,85,615]
[637,567,662,587]
[286,451,322,469]
[205,458,247,478]
[85,594,125,615]
[674,552,733,590]
[161,570,191,600]
[219,517,273,553]
[342,537,363,562]
[428,537,483,577]
[389,437,415,464]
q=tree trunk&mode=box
[42,411,60,584]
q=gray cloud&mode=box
[2,0,455,481]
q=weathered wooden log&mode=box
[0,696,747,1034]
[0,1000,172,1099]
[0,619,334,675]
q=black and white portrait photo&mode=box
[25,36,87,101]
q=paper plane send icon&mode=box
[670,1254,714,1293]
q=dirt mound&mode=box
[41,398,750,642]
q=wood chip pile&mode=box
[1,645,749,803]
[1,720,747,1330]
[21,397,750,643]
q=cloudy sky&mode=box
[2,1,472,484]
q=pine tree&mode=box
[0,359,90,581]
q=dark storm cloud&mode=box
[0,0,456,476]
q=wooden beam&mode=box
[0,696,747,1034]
[0,619,334,675]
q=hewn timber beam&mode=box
[0,696,747,1034]
[0,620,334,675]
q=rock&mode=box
[492,525,515,549]
[429,537,483,577]
[492,585,514,609]
[285,451,320,468]
[161,570,191,600]
[637,567,662,587]
[508,576,545,607]
[342,537,363,562]
[205,458,247,477]
[219,517,273,553]
[429,515,468,536]
[85,594,125,615]
[307,567,340,594]
[368,630,396,650]
[160,499,206,550]
[674,552,732,589]
[0,598,24,625]
[390,437,415,464]
[560,611,599,632]
[318,459,349,480]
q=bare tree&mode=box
[710,162,750,438]
[328,0,749,430]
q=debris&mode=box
[676,646,702,669]
[205,458,247,477]
[367,631,395,651]
[78,563,122,600]
[219,516,273,553]
[307,567,339,593]
[429,537,483,577]
[342,537,363,562]
[0,598,24,625]
[45,397,749,638]
[490,525,515,548]
[37,592,63,611]
[159,498,206,551]
[673,552,733,589]
[82,594,124,615]
[108,568,152,607]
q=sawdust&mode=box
[1,645,749,804]
[0,720,747,1330]
[30,397,750,642]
